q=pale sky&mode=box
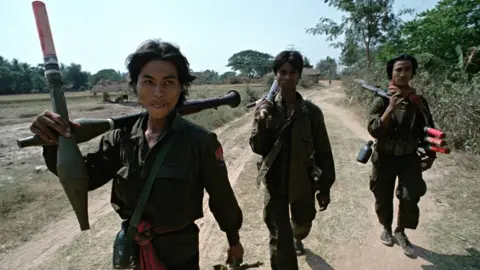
[0,0,439,74]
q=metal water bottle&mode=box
[356,140,374,164]
[113,221,135,269]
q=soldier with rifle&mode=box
[29,39,244,270]
[367,54,437,256]
[249,50,336,270]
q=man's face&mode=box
[275,62,299,92]
[392,60,413,86]
[136,60,182,119]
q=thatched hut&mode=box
[90,79,129,93]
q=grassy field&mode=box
[0,82,267,254]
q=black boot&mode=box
[294,239,305,255]
[394,230,415,256]
[380,228,393,246]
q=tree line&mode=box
[0,57,126,95]
[0,48,339,95]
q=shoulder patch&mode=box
[215,144,225,167]
[215,145,224,161]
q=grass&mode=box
[0,174,67,253]
[0,83,265,254]
[419,153,480,269]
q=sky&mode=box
[0,0,440,75]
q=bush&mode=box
[228,76,242,84]
[245,84,261,103]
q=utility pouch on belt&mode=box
[113,220,135,269]
[112,126,180,269]
[309,152,322,183]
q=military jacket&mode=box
[42,111,243,265]
[367,95,435,156]
[249,92,336,203]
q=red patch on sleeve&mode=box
[215,145,224,161]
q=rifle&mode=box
[354,79,450,155]
[16,90,242,148]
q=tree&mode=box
[306,0,413,67]
[400,0,480,73]
[315,57,338,79]
[192,70,221,84]
[0,57,92,94]
[63,63,90,90]
[226,50,273,78]
[91,69,124,85]
[303,56,313,68]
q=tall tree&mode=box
[306,0,413,67]
[226,50,273,77]
[91,68,124,85]
[400,0,480,73]
[63,63,90,90]
[303,56,313,68]
[315,57,338,79]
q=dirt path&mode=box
[198,82,445,269]
[0,82,459,269]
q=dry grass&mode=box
[0,83,265,255]
[0,174,67,253]
[419,153,480,269]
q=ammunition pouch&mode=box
[310,165,322,183]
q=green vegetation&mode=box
[307,0,480,153]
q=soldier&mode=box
[249,50,336,270]
[30,39,244,270]
[367,54,436,256]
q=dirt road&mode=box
[0,81,468,269]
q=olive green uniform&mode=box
[249,93,336,270]
[42,112,243,268]
[367,96,435,230]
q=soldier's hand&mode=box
[316,193,330,211]
[420,156,435,171]
[387,92,404,111]
[256,99,272,120]
[30,110,81,143]
[226,242,244,267]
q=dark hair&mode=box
[272,50,304,76]
[386,54,418,80]
[125,39,196,107]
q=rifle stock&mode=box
[17,90,241,148]
[32,1,90,231]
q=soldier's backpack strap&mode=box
[256,113,295,188]
[303,99,315,139]
[256,100,314,188]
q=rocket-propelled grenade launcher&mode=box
[16,90,242,148]
[32,0,90,231]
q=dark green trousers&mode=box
[370,152,427,229]
[263,193,316,270]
